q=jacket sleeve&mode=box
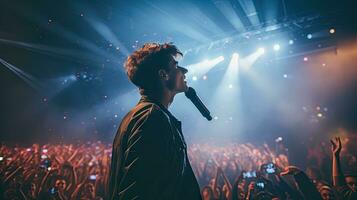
[293,171,323,200]
[116,106,175,200]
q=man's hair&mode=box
[124,43,182,90]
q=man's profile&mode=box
[107,43,201,200]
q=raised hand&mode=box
[280,166,301,176]
[330,137,342,156]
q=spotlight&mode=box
[289,40,294,45]
[258,47,265,54]
[273,44,280,51]
[307,34,312,39]
[329,28,335,34]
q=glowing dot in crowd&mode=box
[283,74,288,78]
[48,19,52,23]
[114,114,118,118]
[41,155,47,159]
[289,40,294,45]
[63,116,67,120]
[116,47,120,50]
[0,157,3,161]
[228,84,233,89]
[275,137,283,142]
[42,149,48,153]
[329,28,335,34]
[273,44,280,51]
[317,113,323,118]
[322,63,326,67]
[316,106,321,110]
[214,116,219,120]
[26,148,31,152]
[93,117,97,120]
[203,75,208,80]
[80,13,84,17]
[192,76,198,81]
[43,97,47,102]
[303,57,308,61]
[307,34,312,39]
[324,107,328,111]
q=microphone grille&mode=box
[184,87,196,98]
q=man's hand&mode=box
[330,137,342,156]
[280,166,301,176]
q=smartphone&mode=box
[89,175,96,180]
[49,187,57,194]
[263,163,276,174]
[243,171,257,179]
[256,182,265,189]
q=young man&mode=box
[108,43,201,200]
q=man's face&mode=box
[345,176,357,192]
[320,189,334,200]
[55,179,66,191]
[165,56,188,93]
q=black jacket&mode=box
[108,96,201,200]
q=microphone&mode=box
[185,87,212,121]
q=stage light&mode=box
[329,28,335,34]
[307,34,312,39]
[273,44,280,51]
[258,47,265,54]
[232,53,239,58]
[186,56,224,78]
[218,56,225,61]
[192,76,198,81]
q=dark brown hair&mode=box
[124,43,182,90]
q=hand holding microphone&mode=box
[184,87,212,121]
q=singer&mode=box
[107,43,201,200]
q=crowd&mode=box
[0,137,356,200]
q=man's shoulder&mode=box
[125,102,169,124]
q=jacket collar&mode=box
[139,94,182,127]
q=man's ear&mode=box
[158,69,169,80]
